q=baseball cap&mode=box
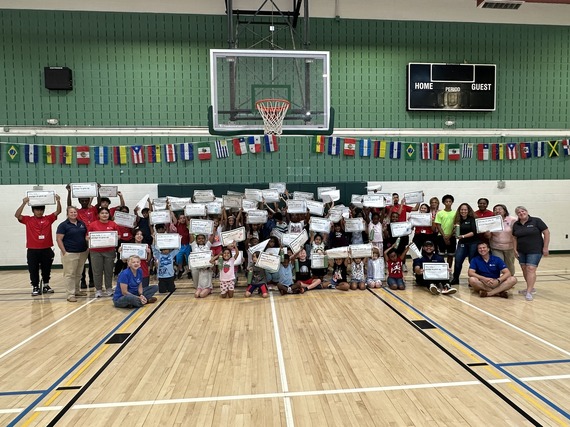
[423,240,435,246]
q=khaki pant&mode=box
[62,251,89,297]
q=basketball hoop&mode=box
[255,98,290,135]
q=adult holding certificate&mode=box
[15,194,62,296]
[87,208,120,298]
[411,204,435,250]
[56,206,89,302]
[489,204,517,276]
[512,206,550,301]
[451,203,479,286]
[412,240,455,295]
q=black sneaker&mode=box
[177,270,183,280]
[32,286,40,296]
[187,271,192,279]
[80,280,87,289]
[43,285,55,294]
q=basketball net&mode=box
[255,98,290,136]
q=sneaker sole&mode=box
[429,286,439,295]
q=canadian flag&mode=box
[76,146,90,165]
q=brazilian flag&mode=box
[7,144,20,162]
[405,143,416,160]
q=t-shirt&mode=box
[469,255,507,279]
[219,257,237,281]
[331,262,348,282]
[117,225,133,242]
[387,259,403,279]
[19,213,57,249]
[277,264,294,286]
[152,247,179,279]
[475,209,494,218]
[512,216,548,254]
[412,252,445,270]
[368,222,383,243]
[388,204,413,222]
[56,219,88,253]
[490,216,516,251]
[458,217,478,245]
[435,209,456,236]
[113,267,143,301]
[176,223,190,245]
[351,261,365,281]
[77,206,98,227]
[295,258,312,281]
[250,266,266,285]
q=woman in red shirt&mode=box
[88,208,120,298]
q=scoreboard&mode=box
[407,63,496,111]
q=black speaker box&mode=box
[44,67,73,90]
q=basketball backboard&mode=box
[209,49,333,136]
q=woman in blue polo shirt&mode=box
[512,206,550,301]
[56,206,89,302]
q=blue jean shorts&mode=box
[518,252,542,267]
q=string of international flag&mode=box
[0,135,279,165]
[314,136,570,160]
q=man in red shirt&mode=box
[15,195,62,296]
[388,193,419,222]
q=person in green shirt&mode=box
[434,194,456,269]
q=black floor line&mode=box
[367,288,541,426]
[46,292,173,426]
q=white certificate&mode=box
[152,198,168,210]
[366,181,383,191]
[193,190,215,203]
[241,199,258,212]
[227,191,243,196]
[189,219,214,235]
[269,182,286,194]
[98,186,118,198]
[292,191,314,200]
[326,246,349,259]
[270,229,284,243]
[26,190,56,206]
[71,183,98,199]
[317,186,336,200]
[168,197,191,211]
[189,251,213,268]
[255,252,281,273]
[289,230,309,254]
[281,233,300,248]
[306,200,325,217]
[422,263,450,280]
[476,215,504,233]
[221,226,246,246]
[390,221,413,237]
[262,188,281,203]
[244,188,263,202]
[321,189,340,203]
[349,243,373,258]
[113,211,137,228]
[120,243,148,260]
[403,191,423,204]
[206,201,222,215]
[89,231,118,249]
[287,199,307,214]
[409,213,432,227]
[344,218,365,233]
[327,211,342,223]
[309,217,332,233]
[247,210,268,224]
[362,194,385,208]
[150,210,171,225]
[351,194,364,208]
[311,254,327,269]
[222,195,243,209]
[135,194,149,216]
[248,239,270,255]
[378,193,393,206]
[185,203,207,217]
[155,233,181,250]
[265,247,281,256]
[408,242,422,260]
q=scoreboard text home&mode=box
[407,63,496,111]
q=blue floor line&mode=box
[499,359,570,367]
[0,390,46,396]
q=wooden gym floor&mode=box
[1,255,569,426]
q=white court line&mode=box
[2,372,570,415]
[0,299,97,360]
[453,296,570,357]
[269,291,295,427]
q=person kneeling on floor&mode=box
[468,242,517,298]
[113,255,158,308]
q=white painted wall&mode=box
[2,180,568,268]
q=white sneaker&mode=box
[525,292,534,301]
[441,284,457,295]
[104,289,114,297]
[95,290,103,298]
[429,283,440,295]
[518,289,537,295]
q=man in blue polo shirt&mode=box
[468,241,517,298]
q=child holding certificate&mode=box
[276,255,304,295]
[152,246,179,293]
[384,244,410,290]
[350,257,366,290]
[190,233,214,298]
[245,252,269,298]
[366,247,385,288]
[214,243,241,298]
[329,257,350,291]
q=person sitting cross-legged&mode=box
[113,255,158,308]
[413,240,455,295]
[468,242,517,298]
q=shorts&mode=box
[247,283,268,294]
[387,277,405,288]
[220,279,235,294]
[297,278,314,285]
[436,235,456,256]
[517,252,542,267]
